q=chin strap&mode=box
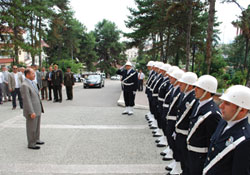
[173,79,178,86]
[229,107,242,122]
[199,91,208,100]
[184,84,189,93]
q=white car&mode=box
[110,75,121,80]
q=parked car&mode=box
[83,74,105,88]
[111,75,121,80]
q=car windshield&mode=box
[87,75,101,80]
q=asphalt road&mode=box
[0,79,167,175]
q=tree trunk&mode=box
[192,44,196,72]
[205,0,216,74]
[13,26,19,64]
[244,37,249,69]
[165,31,170,63]
[185,0,193,71]
[39,15,42,67]
[159,32,164,62]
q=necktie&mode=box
[32,81,38,93]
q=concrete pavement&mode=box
[0,80,168,175]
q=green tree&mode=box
[94,19,126,75]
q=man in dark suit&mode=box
[203,85,250,175]
[116,61,138,115]
[20,68,44,150]
[51,65,63,103]
[64,66,74,100]
[46,66,53,101]
[186,75,221,175]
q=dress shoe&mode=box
[160,152,167,156]
[157,143,166,147]
[59,100,62,103]
[12,107,16,110]
[36,141,45,145]
[163,157,173,161]
[28,146,40,150]
[53,100,58,103]
[0,102,3,105]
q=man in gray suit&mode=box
[8,65,23,110]
[21,68,44,150]
[2,66,11,102]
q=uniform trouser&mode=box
[148,93,155,115]
[41,86,48,99]
[151,97,158,119]
[53,85,62,101]
[165,120,176,155]
[187,151,207,175]
[66,86,73,100]
[157,101,164,129]
[175,133,188,174]
[123,90,135,107]
[2,83,11,100]
[26,115,41,147]
[0,83,2,103]
[138,80,143,91]
[48,82,55,100]
[11,88,22,108]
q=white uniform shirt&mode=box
[14,73,20,88]
[0,72,3,83]
[138,72,145,80]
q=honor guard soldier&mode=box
[162,69,184,175]
[153,64,171,138]
[116,61,138,115]
[203,85,250,175]
[145,61,156,120]
[173,72,198,175]
[64,66,75,100]
[156,66,179,150]
[186,75,221,175]
[149,62,164,129]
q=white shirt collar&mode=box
[184,89,194,99]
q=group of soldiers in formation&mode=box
[119,60,250,175]
[0,64,75,109]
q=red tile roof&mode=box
[0,58,13,63]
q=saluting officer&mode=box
[186,75,221,175]
[203,85,250,175]
[173,72,198,175]
[64,66,75,100]
[116,61,138,115]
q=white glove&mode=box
[172,132,176,140]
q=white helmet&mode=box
[160,64,171,72]
[156,62,164,69]
[170,69,184,80]
[147,61,154,67]
[125,61,132,66]
[220,85,250,110]
[193,75,217,94]
[167,65,179,74]
[179,72,198,85]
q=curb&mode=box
[117,92,149,110]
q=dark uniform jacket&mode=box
[203,117,250,175]
[51,69,63,86]
[145,70,155,94]
[116,69,138,92]
[175,90,197,136]
[152,74,164,98]
[146,72,157,94]
[187,99,221,153]
[64,72,75,87]
[157,77,171,103]
[167,87,184,121]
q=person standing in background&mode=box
[138,69,145,91]
[8,65,23,110]
[40,67,48,100]
[2,66,11,102]
[0,70,3,104]
[33,65,42,90]
[46,66,53,101]
[52,65,63,103]
[64,66,74,100]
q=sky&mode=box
[70,0,250,44]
